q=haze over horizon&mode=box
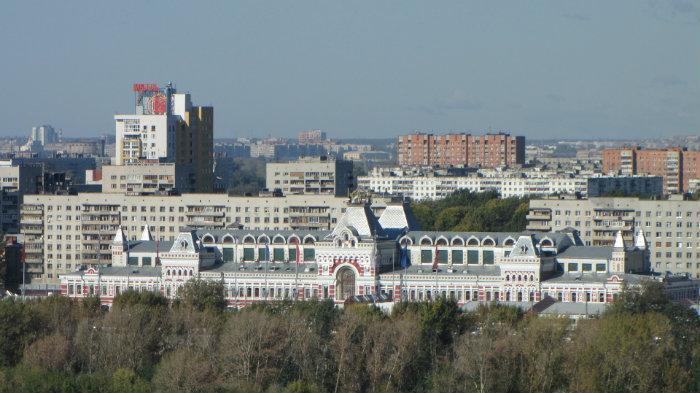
[1,1,698,140]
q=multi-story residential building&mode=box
[20,193,352,283]
[527,195,700,278]
[30,125,60,146]
[298,130,327,144]
[115,83,213,192]
[97,163,191,194]
[602,147,700,194]
[397,132,525,168]
[60,204,698,312]
[0,162,42,234]
[266,156,354,197]
[586,176,664,197]
[358,168,661,200]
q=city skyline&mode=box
[0,1,698,139]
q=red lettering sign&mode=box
[133,83,160,92]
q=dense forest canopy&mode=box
[411,190,530,232]
[0,280,698,393]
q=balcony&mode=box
[21,227,43,235]
[526,222,551,231]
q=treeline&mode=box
[412,190,530,232]
[0,280,699,393]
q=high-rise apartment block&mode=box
[527,196,700,278]
[115,83,213,192]
[602,147,700,194]
[20,193,351,283]
[266,156,354,197]
[30,125,60,146]
[397,132,525,168]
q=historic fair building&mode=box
[59,204,699,309]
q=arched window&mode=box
[504,238,515,247]
[222,235,235,244]
[482,238,495,246]
[506,275,510,281]
[436,238,448,246]
[517,275,522,281]
[202,234,215,244]
[451,237,464,246]
[166,269,170,276]
[420,238,432,246]
[243,235,255,244]
[304,236,316,245]
[467,238,479,246]
[540,238,553,247]
[272,235,285,244]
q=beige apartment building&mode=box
[21,193,350,283]
[99,163,190,194]
[527,196,700,277]
[266,156,354,197]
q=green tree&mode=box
[176,280,226,313]
[113,289,168,309]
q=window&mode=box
[142,257,152,266]
[223,248,234,262]
[288,247,297,262]
[451,250,463,264]
[467,250,479,264]
[437,249,448,264]
[482,250,495,265]
[582,263,592,272]
[421,250,432,263]
[303,248,315,261]
[128,257,138,266]
[273,248,285,262]
[243,248,255,261]
[568,263,578,272]
[596,263,606,272]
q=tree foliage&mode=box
[0,287,698,393]
[412,190,530,232]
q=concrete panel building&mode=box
[527,195,700,278]
[266,156,354,197]
[20,193,351,283]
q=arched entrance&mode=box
[335,267,356,300]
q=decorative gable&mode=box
[168,231,199,254]
[509,236,538,258]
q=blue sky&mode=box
[0,1,698,139]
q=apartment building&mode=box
[358,167,662,200]
[98,163,191,194]
[527,196,700,277]
[0,162,42,233]
[602,147,700,194]
[397,132,525,168]
[266,156,354,197]
[115,83,213,192]
[20,193,351,283]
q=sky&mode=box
[0,1,698,140]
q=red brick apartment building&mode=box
[397,132,525,168]
[603,147,700,194]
